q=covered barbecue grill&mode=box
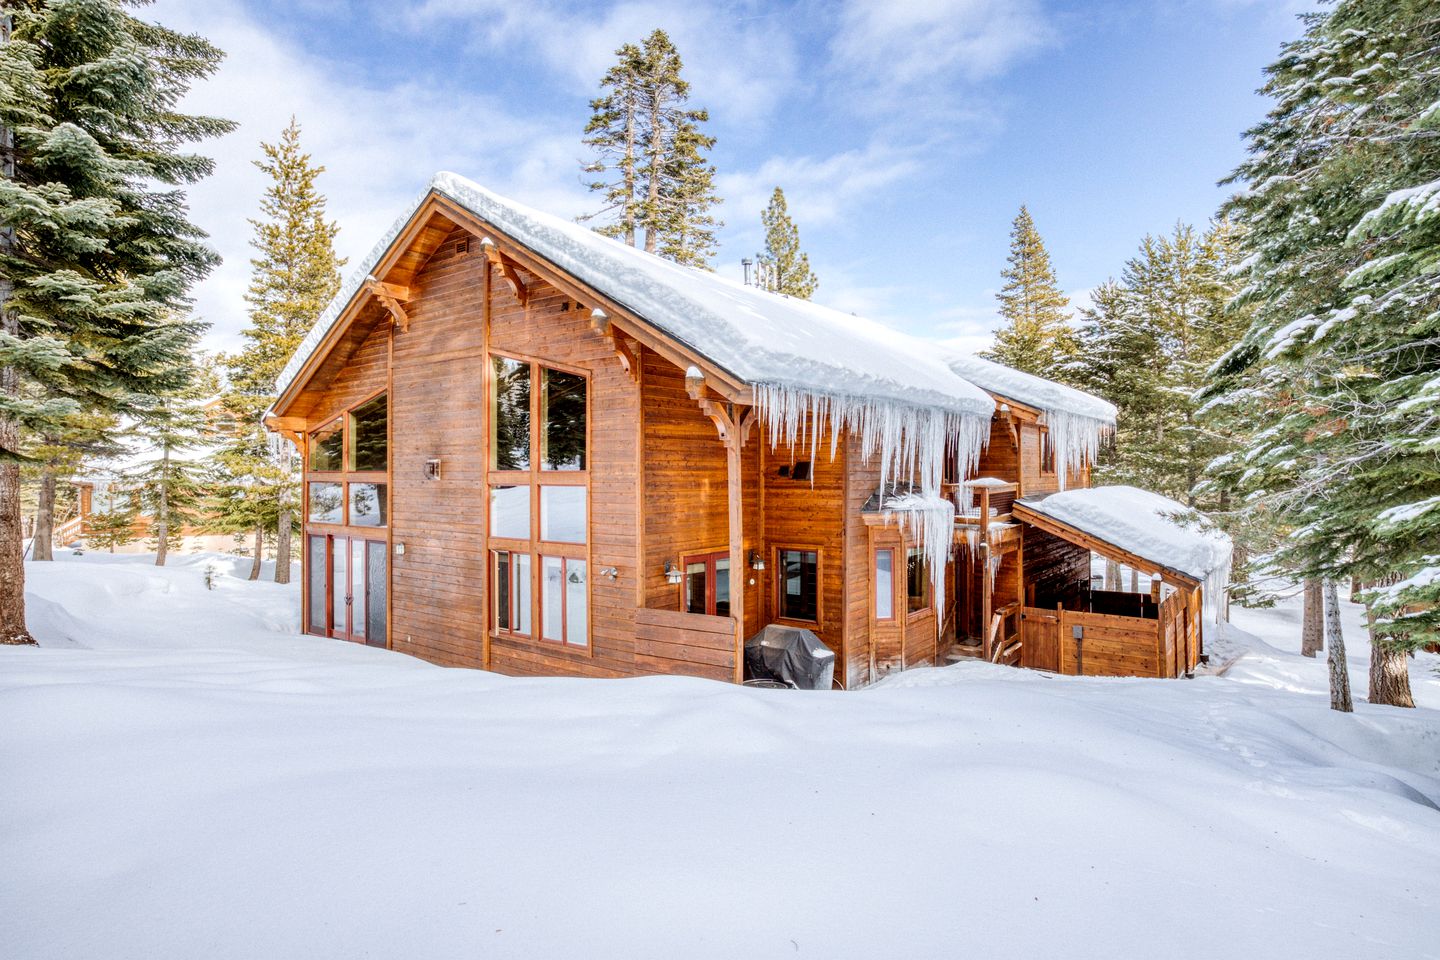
[744,624,835,690]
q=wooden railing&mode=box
[634,608,739,683]
[53,516,84,546]
[946,480,1020,548]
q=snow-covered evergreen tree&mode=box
[582,29,722,267]
[1073,222,1250,506]
[755,187,818,298]
[1209,0,1440,707]
[984,206,1075,376]
[0,0,232,640]
[225,118,341,585]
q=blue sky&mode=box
[152,0,1311,355]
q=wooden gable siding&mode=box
[975,416,1020,484]
[484,253,643,679]
[387,232,488,667]
[639,346,762,636]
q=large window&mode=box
[349,394,388,472]
[489,355,589,648]
[906,547,929,614]
[778,548,819,623]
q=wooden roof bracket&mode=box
[366,276,411,333]
[589,308,640,383]
[480,237,528,305]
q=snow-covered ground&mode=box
[3,553,1438,959]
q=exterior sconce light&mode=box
[394,543,406,556]
[424,458,442,480]
[749,550,765,571]
[664,560,683,585]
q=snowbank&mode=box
[4,554,1438,960]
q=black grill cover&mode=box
[744,624,835,690]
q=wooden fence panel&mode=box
[1059,609,1162,678]
[633,608,738,682]
[1020,606,1060,672]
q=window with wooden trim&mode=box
[308,482,343,524]
[1040,427,1056,475]
[874,548,896,621]
[488,354,589,648]
[309,419,343,472]
[777,548,819,623]
[906,547,929,614]
[683,551,731,617]
[348,393,388,472]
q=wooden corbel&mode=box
[697,398,756,452]
[589,308,640,382]
[366,276,410,333]
[480,237,527,305]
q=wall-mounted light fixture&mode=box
[424,458,442,480]
[664,560,683,585]
[394,542,406,556]
[749,550,765,571]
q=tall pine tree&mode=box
[225,118,342,584]
[755,187,818,298]
[0,0,231,641]
[1207,0,1440,707]
[581,29,721,267]
[983,206,1075,375]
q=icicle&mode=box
[985,553,1002,596]
[1042,409,1114,491]
[878,492,955,614]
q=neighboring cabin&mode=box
[265,174,1230,687]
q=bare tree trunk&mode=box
[1301,578,1323,657]
[1105,559,1121,591]
[32,465,54,561]
[154,462,169,567]
[1129,568,1139,593]
[248,525,263,581]
[274,506,291,584]
[1365,602,1414,709]
[0,18,34,644]
[1323,580,1352,713]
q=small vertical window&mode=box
[541,368,586,470]
[1040,428,1056,475]
[491,355,531,470]
[307,535,327,633]
[566,560,588,647]
[309,420,343,472]
[494,551,532,636]
[349,394,388,471]
[495,551,511,631]
[875,548,894,621]
[906,547,929,614]
[778,548,819,622]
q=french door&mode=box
[683,551,731,618]
[308,534,387,647]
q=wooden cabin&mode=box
[266,174,1227,686]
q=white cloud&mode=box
[407,0,801,127]
[830,0,1054,104]
[149,0,591,355]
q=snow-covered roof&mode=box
[1015,485,1232,619]
[938,351,1116,425]
[275,172,994,424]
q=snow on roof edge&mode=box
[273,173,996,424]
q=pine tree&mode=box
[0,1,232,641]
[23,408,120,560]
[984,206,1076,375]
[128,360,213,566]
[84,482,138,552]
[755,187,818,298]
[226,118,341,584]
[581,29,722,267]
[1073,223,1250,506]
[1207,0,1440,707]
